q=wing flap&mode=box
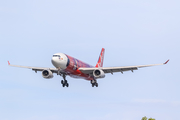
[78,60,168,74]
[78,67,138,74]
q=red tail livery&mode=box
[95,48,105,68]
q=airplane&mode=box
[8,48,169,87]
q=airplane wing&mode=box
[78,60,169,74]
[8,61,58,73]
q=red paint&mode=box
[164,59,169,64]
[65,54,94,80]
[95,48,105,67]
[62,48,105,80]
[63,48,105,80]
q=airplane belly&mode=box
[64,54,94,80]
[68,72,93,80]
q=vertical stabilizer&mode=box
[95,48,105,67]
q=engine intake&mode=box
[93,69,105,78]
[42,70,53,79]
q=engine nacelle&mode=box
[42,70,54,79]
[93,69,105,78]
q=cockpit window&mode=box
[53,55,60,57]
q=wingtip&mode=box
[8,61,10,65]
[164,59,169,64]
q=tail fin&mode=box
[95,48,105,67]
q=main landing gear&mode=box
[91,80,98,87]
[61,74,69,87]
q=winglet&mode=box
[164,59,169,64]
[8,61,10,65]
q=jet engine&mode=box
[42,70,54,79]
[93,69,105,78]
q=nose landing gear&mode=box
[61,80,69,87]
[61,74,69,87]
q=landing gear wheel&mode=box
[95,83,98,87]
[66,83,69,87]
[92,84,95,87]
[61,74,69,88]
[61,80,64,84]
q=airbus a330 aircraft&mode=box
[8,48,169,87]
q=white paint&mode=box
[51,53,68,70]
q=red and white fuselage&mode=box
[51,53,96,80]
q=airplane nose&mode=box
[52,56,63,68]
[51,57,54,62]
[51,57,57,66]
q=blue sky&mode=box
[0,0,180,120]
